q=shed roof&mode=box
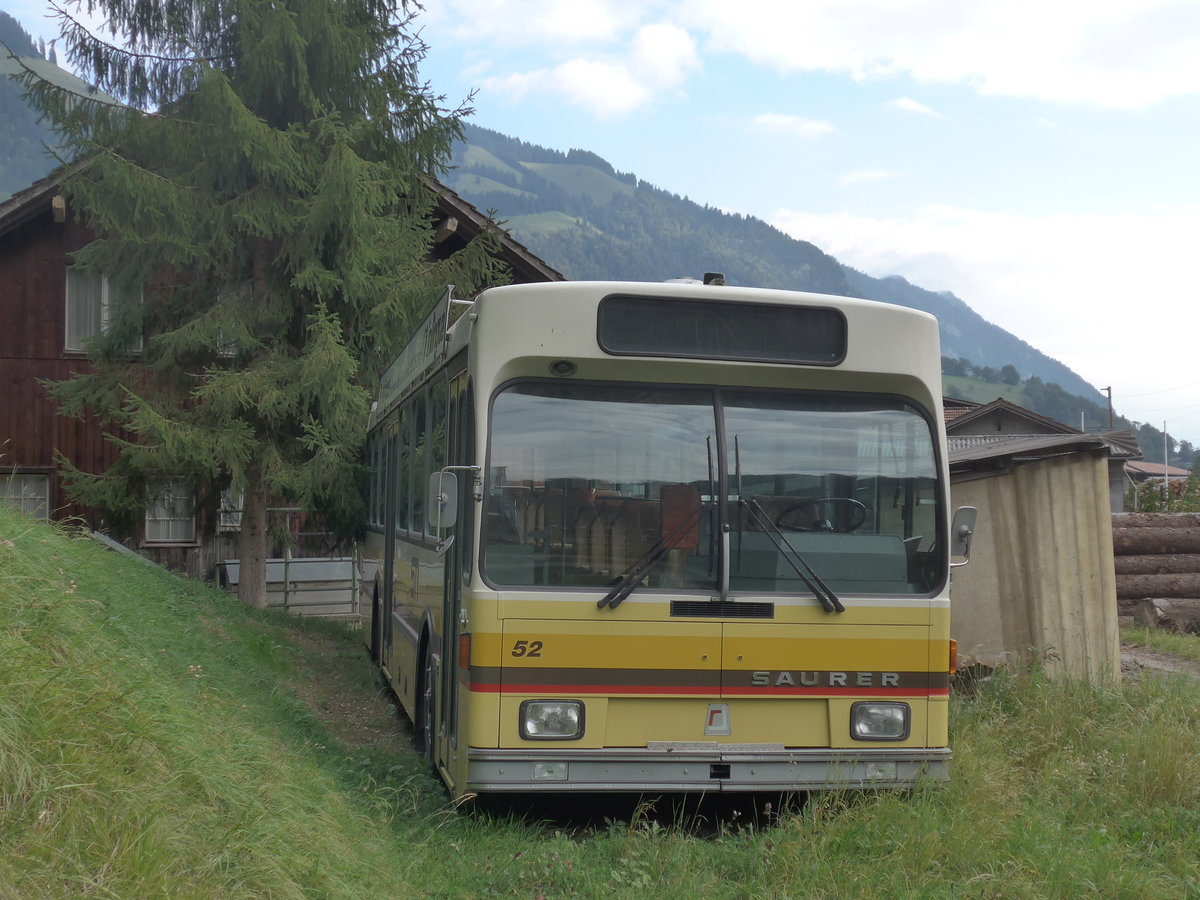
[948,431,1139,472]
[1125,460,1192,478]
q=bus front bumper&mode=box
[466,744,950,793]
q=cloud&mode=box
[751,113,837,138]
[768,204,1200,431]
[891,97,944,117]
[425,0,643,47]
[681,0,1200,107]
[838,169,901,186]
[476,20,698,116]
[482,60,648,117]
[425,0,1200,116]
[630,22,701,91]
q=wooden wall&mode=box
[0,201,119,522]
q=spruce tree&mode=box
[18,0,507,607]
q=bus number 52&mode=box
[511,640,543,658]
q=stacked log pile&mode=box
[1113,512,1200,633]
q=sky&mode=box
[7,0,1200,446]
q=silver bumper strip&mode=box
[467,746,950,793]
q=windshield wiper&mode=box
[731,435,842,614]
[598,501,707,611]
[741,497,845,614]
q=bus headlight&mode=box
[519,700,584,740]
[850,702,910,741]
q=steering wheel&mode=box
[775,497,867,533]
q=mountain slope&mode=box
[449,123,1104,405]
[839,267,1104,403]
[447,125,852,296]
[0,11,61,198]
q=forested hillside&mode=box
[449,124,1107,407]
[839,267,1104,402]
[449,130,850,294]
[0,11,60,198]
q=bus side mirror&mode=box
[428,471,459,531]
[949,506,977,568]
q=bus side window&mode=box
[427,377,448,539]
[396,406,412,534]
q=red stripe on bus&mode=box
[469,683,947,697]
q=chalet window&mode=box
[215,284,251,358]
[215,331,238,358]
[65,269,144,352]
[1,474,49,521]
[145,480,196,543]
[218,488,243,532]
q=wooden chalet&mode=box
[0,168,561,574]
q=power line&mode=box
[1121,379,1200,398]
[1124,402,1200,415]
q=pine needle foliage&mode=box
[17,0,508,605]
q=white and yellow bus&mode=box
[361,278,974,798]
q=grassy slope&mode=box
[0,509,438,898]
[449,172,536,198]
[942,374,1027,407]
[503,210,599,238]
[3,505,1200,897]
[0,53,100,95]
[453,144,526,181]
[519,162,635,203]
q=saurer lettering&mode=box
[750,671,901,687]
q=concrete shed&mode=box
[948,433,1120,682]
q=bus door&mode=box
[436,372,472,775]
[379,425,398,673]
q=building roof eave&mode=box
[0,169,66,239]
[2,167,565,285]
[948,432,1123,472]
[945,396,1080,434]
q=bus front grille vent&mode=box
[671,600,774,619]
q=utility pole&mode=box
[1164,420,1170,510]
[1103,386,1113,429]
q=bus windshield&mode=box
[483,381,943,597]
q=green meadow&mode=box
[3,504,1199,898]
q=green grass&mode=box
[1122,623,1200,663]
[449,172,537,199]
[942,374,1025,406]
[505,211,600,239]
[453,145,528,182]
[0,509,440,898]
[4,504,1200,898]
[519,162,635,204]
